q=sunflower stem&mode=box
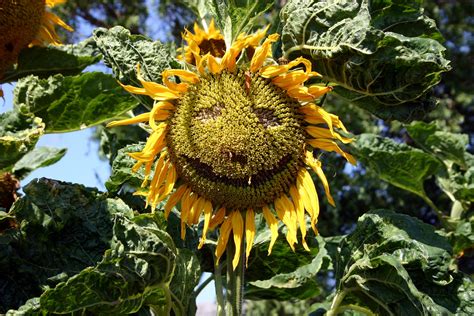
[225,236,245,316]
[213,254,226,316]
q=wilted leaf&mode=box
[0,178,134,313]
[14,73,138,133]
[447,217,474,255]
[407,121,471,168]
[207,0,274,43]
[280,0,450,121]
[12,146,67,179]
[169,249,201,314]
[245,214,328,300]
[406,122,474,206]
[0,110,44,170]
[1,38,101,84]
[93,26,177,109]
[326,210,473,315]
[97,124,148,164]
[39,215,177,315]
[352,133,443,201]
[106,143,145,193]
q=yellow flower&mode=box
[108,23,355,270]
[0,0,73,78]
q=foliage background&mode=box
[0,0,473,315]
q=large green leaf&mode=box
[0,178,134,313]
[0,38,101,84]
[105,143,146,193]
[14,72,138,133]
[280,0,450,121]
[206,0,274,43]
[245,214,328,300]
[0,110,44,170]
[406,122,474,207]
[169,249,202,315]
[39,215,177,315]
[12,146,67,179]
[352,133,443,202]
[93,26,176,108]
[407,121,471,168]
[324,210,473,315]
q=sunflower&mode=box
[0,0,73,79]
[108,23,355,270]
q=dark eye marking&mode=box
[253,108,280,128]
[195,103,223,122]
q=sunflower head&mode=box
[108,22,355,269]
[0,0,72,77]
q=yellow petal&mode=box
[262,205,279,255]
[298,169,320,234]
[287,86,332,102]
[164,185,187,219]
[245,209,256,266]
[215,215,233,264]
[302,106,349,133]
[221,39,247,72]
[306,139,356,165]
[46,0,66,7]
[189,196,206,225]
[274,195,298,251]
[289,186,309,251]
[198,200,213,249]
[162,69,200,92]
[231,211,244,270]
[180,188,195,239]
[128,124,167,162]
[209,207,226,230]
[107,112,150,128]
[132,64,181,100]
[272,70,313,90]
[244,25,270,47]
[305,126,353,144]
[260,57,315,78]
[250,33,280,73]
[205,54,224,74]
[305,151,335,206]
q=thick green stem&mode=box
[225,236,245,316]
[214,256,226,316]
[326,290,347,316]
[337,304,376,316]
[421,195,449,228]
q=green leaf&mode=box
[407,121,471,168]
[93,26,175,84]
[208,0,274,43]
[93,26,176,109]
[1,178,134,313]
[169,249,201,314]
[1,38,101,84]
[39,215,177,315]
[14,72,138,133]
[352,133,443,201]
[96,123,148,164]
[245,214,328,300]
[12,146,66,179]
[280,0,450,121]
[447,217,474,255]
[106,143,146,193]
[406,122,474,207]
[328,209,473,315]
[0,110,44,170]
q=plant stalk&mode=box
[214,254,226,316]
[225,234,245,316]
